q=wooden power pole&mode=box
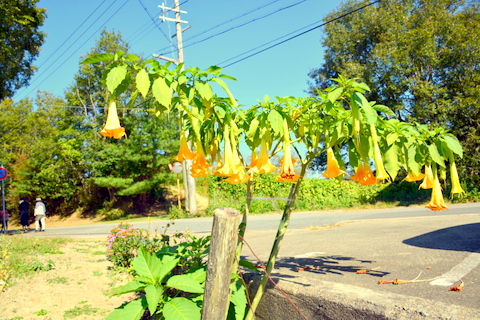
[157,0,197,214]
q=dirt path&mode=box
[0,238,134,320]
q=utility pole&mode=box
[157,0,197,214]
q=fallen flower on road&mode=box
[377,271,438,285]
[449,279,464,292]
[356,266,381,274]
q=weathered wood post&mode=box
[201,207,241,320]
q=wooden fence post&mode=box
[201,207,241,320]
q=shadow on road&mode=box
[242,254,390,278]
[403,222,480,252]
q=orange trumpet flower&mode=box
[99,100,125,139]
[276,143,300,183]
[250,141,277,174]
[190,143,210,178]
[403,171,425,182]
[425,177,448,211]
[322,148,345,179]
[224,169,251,184]
[419,165,434,189]
[351,162,376,186]
[175,132,195,161]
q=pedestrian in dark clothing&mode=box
[19,197,30,232]
[0,208,8,231]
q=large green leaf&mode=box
[229,278,247,320]
[106,297,147,320]
[112,281,145,296]
[107,65,127,94]
[136,69,150,98]
[163,297,201,320]
[106,65,128,94]
[428,144,446,167]
[145,284,163,316]
[132,247,163,284]
[211,78,237,107]
[80,53,114,64]
[384,144,400,180]
[166,274,204,293]
[354,92,377,124]
[442,133,463,158]
[186,267,207,283]
[267,110,283,136]
[195,82,213,101]
[152,77,172,107]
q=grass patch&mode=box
[63,302,99,318]
[47,276,69,284]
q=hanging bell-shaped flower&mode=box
[99,100,126,139]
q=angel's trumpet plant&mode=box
[99,100,125,139]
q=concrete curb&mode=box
[247,274,480,320]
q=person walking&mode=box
[34,198,46,232]
[19,197,30,232]
[0,207,8,231]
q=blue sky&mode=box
[13,0,345,106]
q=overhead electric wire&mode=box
[137,0,173,45]
[156,0,306,56]
[219,0,382,68]
[13,0,119,100]
[15,0,131,101]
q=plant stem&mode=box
[245,165,306,320]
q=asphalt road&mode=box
[18,202,480,311]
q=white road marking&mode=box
[430,249,480,286]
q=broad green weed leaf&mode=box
[186,267,207,283]
[442,133,463,158]
[107,65,127,94]
[106,297,147,320]
[239,259,259,272]
[158,255,180,283]
[145,284,163,316]
[428,144,446,167]
[195,82,213,101]
[384,144,400,180]
[229,278,247,320]
[163,297,201,320]
[113,281,145,296]
[132,248,163,284]
[166,274,204,293]
[136,69,150,98]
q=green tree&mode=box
[0,0,46,100]
[309,0,480,185]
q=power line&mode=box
[219,0,382,68]
[13,0,118,100]
[157,0,305,56]
[14,0,130,101]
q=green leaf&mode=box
[195,82,213,101]
[145,285,163,316]
[125,53,140,62]
[239,259,259,272]
[373,104,396,118]
[246,118,260,139]
[158,255,181,283]
[229,278,247,320]
[106,297,147,320]
[132,247,163,284]
[327,87,343,102]
[354,92,377,124]
[186,268,207,283]
[428,144,446,167]
[80,53,114,64]
[113,281,145,296]
[386,133,399,146]
[163,297,201,320]
[107,65,128,94]
[166,275,204,294]
[136,69,150,98]
[152,77,172,107]
[211,78,237,107]
[442,133,463,158]
[267,110,283,136]
[384,144,400,180]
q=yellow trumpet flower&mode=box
[419,165,434,189]
[449,162,465,195]
[99,100,125,139]
[403,171,425,182]
[276,144,300,183]
[190,143,210,178]
[322,148,345,179]
[224,169,251,184]
[214,131,244,177]
[425,177,448,211]
[351,162,376,186]
[175,132,195,162]
[373,144,390,181]
[249,141,277,174]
